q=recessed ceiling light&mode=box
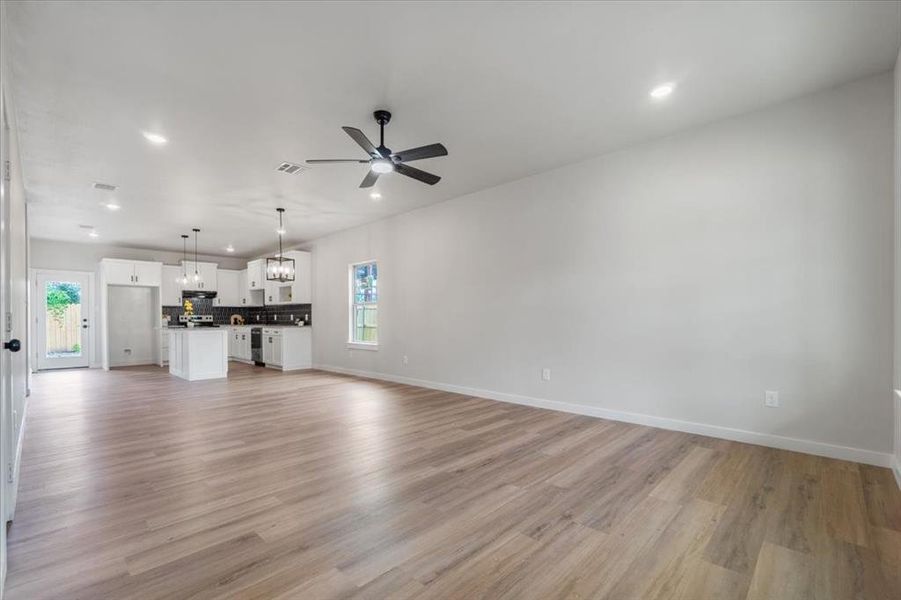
[142,131,168,145]
[88,230,99,238]
[650,83,675,99]
[226,245,235,253]
[105,202,121,210]
[370,192,382,200]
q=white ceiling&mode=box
[6,1,900,258]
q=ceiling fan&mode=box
[307,110,447,188]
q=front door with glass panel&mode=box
[36,271,92,369]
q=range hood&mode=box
[181,290,218,299]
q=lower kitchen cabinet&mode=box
[262,327,311,371]
[227,327,253,362]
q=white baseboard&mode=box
[314,363,894,469]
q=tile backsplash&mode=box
[162,298,312,326]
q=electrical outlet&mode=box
[541,368,551,382]
[403,355,409,365]
[765,390,779,408]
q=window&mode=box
[349,261,378,347]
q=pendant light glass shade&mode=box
[266,208,295,282]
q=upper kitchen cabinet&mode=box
[161,265,184,306]
[262,251,311,305]
[101,258,162,287]
[246,259,265,290]
[215,269,242,307]
[238,269,263,306]
[181,261,218,290]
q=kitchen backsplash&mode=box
[162,298,312,326]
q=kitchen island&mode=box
[169,327,228,381]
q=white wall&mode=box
[107,286,156,366]
[893,48,901,483]
[29,238,246,271]
[312,72,895,462]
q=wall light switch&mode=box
[541,368,551,382]
[765,390,779,408]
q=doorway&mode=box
[35,271,92,370]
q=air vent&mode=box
[93,182,118,191]
[275,162,307,175]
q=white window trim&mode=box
[346,341,379,351]
[348,259,379,349]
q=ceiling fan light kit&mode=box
[266,208,295,282]
[307,110,448,188]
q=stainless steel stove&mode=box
[177,314,218,327]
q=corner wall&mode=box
[893,48,901,484]
[312,72,895,465]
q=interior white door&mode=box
[35,270,92,370]
[1,81,12,586]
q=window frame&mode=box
[347,260,379,351]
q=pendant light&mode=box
[266,208,295,282]
[192,228,202,284]
[177,234,189,285]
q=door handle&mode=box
[4,339,21,352]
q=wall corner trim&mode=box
[313,364,895,470]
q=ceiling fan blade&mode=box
[342,126,380,157]
[392,143,448,163]
[395,163,441,185]
[359,170,380,188]
[306,159,370,164]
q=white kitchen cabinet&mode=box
[215,269,241,306]
[262,328,281,365]
[246,259,265,290]
[238,270,263,306]
[100,259,163,287]
[238,329,251,360]
[261,251,310,305]
[181,261,218,290]
[228,327,253,362]
[264,278,291,305]
[134,261,162,286]
[262,326,310,370]
[161,265,184,306]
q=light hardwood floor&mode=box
[5,363,900,599]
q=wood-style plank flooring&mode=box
[5,364,901,599]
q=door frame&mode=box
[32,269,96,370]
[0,51,10,590]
